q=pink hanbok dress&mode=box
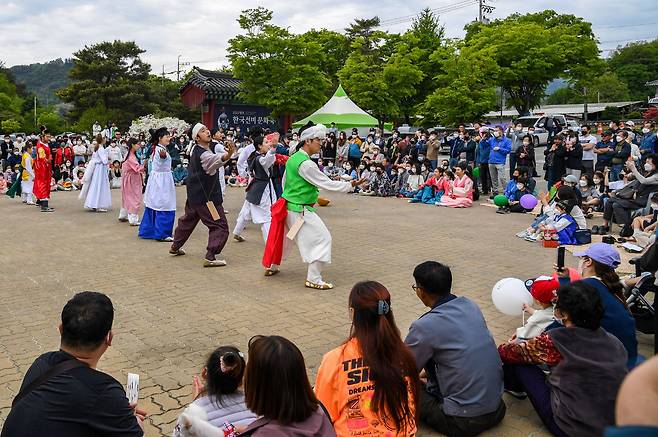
[440,175,474,208]
[119,154,145,224]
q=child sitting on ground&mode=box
[516,276,558,340]
[173,346,256,436]
[0,174,7,194]
[539,200,579,245]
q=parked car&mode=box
[515,114,570,146]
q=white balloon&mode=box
[491,278,534,316]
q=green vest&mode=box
[282,151,319,212]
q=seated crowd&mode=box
[2,256,655,437]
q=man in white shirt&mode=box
[579,124,598,176]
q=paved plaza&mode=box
[0,186,653,436]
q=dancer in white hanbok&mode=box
[79,135,111,211]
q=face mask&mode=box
[528,129,535,134]
[359,165,365,170]
[393,134,398,139]
[493,131,501,138]
[418,156,425,162]
[516,183,525,190]
[522,141,530,146]
[643,128,651,134]
[369,167,375,172]
[515,127,523,131]
[421,166,427,171]
[616,136,623,142]
[368,139,373,143]
[398,169,404,174]
[579,180,588,187]
[409,168,415,174]
[328,162,333,167]
[593,178,601,184]
[645,163,654,172]
[459,135,464,140]
[609,123,615,128]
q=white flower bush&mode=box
[128,115,190,137]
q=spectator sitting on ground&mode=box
[72,169,85,190]
[438,162,474,208]
[628,192,658,247]
[399,164,425,198]
[558,243,638,367]
[520,186,587,241]
[498,281,628,437]
[538,200,579,245]
[497,176,532,214]
[578,173,601,217]
[315,281,419,436]
[1,292,146,436]
[409,167,449,204]
[240,336,335,436]
[109,160,122,189]
[405,261,506,436]
[172,160,188,185]
[173,346,256,436]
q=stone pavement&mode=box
[0,186,653,436]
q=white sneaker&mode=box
[516,231,528,238]
[203,258,227,267]
[524,234,538,242]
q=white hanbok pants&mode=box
[119,208,140,225]
[234,200,272,242]
[21,180,34,204]
[283,209,332,284]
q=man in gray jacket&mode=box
[405,261,506,436]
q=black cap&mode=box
[602,130,613,137]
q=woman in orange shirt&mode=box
[315,281,419,436]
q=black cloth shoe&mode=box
[592,225,600,234]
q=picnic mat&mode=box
[563,234,641,275]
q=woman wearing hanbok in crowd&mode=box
[439,162,474,208]
[79,134,111,212]
[139,128,176,241]
[118,139,145,226]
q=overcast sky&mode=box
[1,0,656,75]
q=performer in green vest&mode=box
[262,124,364,289]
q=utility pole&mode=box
[177,55,182,81]
[583,86,589,123]
[33,96,37,129]
[478,0,494,23]
[478,0,482,23]
[162,65,165,86]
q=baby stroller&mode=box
[627,242,658,353]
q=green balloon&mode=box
[493,195,509,207]
[472,166,480,178]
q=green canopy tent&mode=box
[293,85,382,130]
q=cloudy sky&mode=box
[1,0,656,75]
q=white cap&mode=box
[192,123,205,141]
[299,124,327,143]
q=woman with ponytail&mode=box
[315,281,418,436]
[569,243,638,367]
[173,346,256,435]
[138,127,176,241]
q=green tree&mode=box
[227,8,331,117]
[546,72,631,105]
[299,29,350,90]
[0,71,25,125]
[57,40,156,128]
[420,43,497,125]
[463,10,599,115]
[608,40,658,101]
[146,76,199,122]
[1,119,21,134]
[72,105,122,134]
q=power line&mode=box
[377,0,478,28]
[593,21,658,29]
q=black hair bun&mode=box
[222,352,238,366]
[148,128,156,135]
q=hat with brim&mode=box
[574,242,621,268]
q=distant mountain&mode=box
[9,59,73,105]
[545,78,568,95]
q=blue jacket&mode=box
[476,139,491,164]
[639,132,657,153]
[504,181,531,201]
[581,278,638,368]
[487,136,512,165]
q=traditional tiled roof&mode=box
[183,67,242,100]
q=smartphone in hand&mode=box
[126,373,139,404]
[557,247,565,273]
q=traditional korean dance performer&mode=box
[34,126,54,212]
[21,143,35,205]
[233,134,279,274]
[262,124,364,289]
[139,128,176,241]
[79,135,111,212]
[119,139,145,225]
[169,123,235,267]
